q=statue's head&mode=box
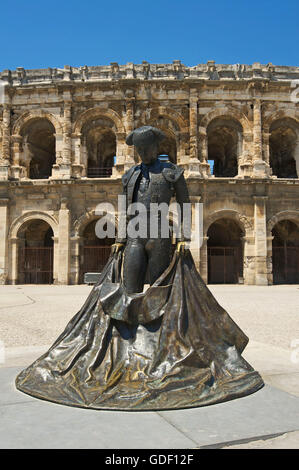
[126,126,165,165]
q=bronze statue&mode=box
[15,126,264,410]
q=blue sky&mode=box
[1,0,298,71]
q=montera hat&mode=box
[126,126,165,147]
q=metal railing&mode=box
[19,247,54,284]
[87,167,113,178]
[272,246,299,284]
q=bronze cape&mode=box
[15,250,264,410]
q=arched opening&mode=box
[207,218,243,283]
[82,118,116,178]
[20,119,56,179]
[272,219,299,284]
[148,116,179,163]
[80,220,115,282]
[269,119,298,178]
[207,118,242,177]
[18,220,54,284]
[157,133,177,163]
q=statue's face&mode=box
[135,142,158,165]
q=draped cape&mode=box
[15,250,264,410]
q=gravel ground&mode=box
[0,284,298,349]
[208,284,299,350]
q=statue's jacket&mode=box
[116,159,191,243]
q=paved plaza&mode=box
[0,284,299,449]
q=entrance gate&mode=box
[81,246,112,279]
[19,247,53,284]
[272,246,299,284]
[208,246,241,284]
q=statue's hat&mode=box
[126,126,165,147]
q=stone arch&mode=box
[200,107,251,134]
[267,210,299,235]
[12,112,61,179]
[269,211,299,284]
[266,116,299,178]
[205,210,248,284]
[9,211,59,240]
[9,212,58,285]
[206,117,243,177]
[12,110,63,136]
[138,106,188,162]
[74,209,117,282]
[263,111,299,133]
[200,108,249,177]
[204,209,252,237]
[73,108,125,135]
[73,209,118,238]
[139,106,188,133]
[73,108,124,177]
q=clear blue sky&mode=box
[1,0,298,71]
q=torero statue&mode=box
[15,126,264,411]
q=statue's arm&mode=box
[113,166,136,251]
[113,183,127,252]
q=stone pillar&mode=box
[10,134,26,179]
[71,133,84,178]
[10,237,19,285]
[242,235,255,284]
[113,91,135,176]
[189,89,198,160]
[198,127,211,178]
[252,100,270,177]
[176,132,187,164]
[57,199,70,284]
[200,236,209,283]
[124,94,136,169]
[253,196,269,285]
[180,89,202,177]
[238,130,254,177]
[266,235,274,285]
[71,235,82,285]
[51,132,64,179]
[0,105,11,180]
[189,196,202,270]
[112,132,127,177]
[0,198,9,284]
[262,130,273,176]
[52,236,59,284]
[51,101,71,179]
[59,101,72,178]
[253,100,262,160]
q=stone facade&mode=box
[0,61,299,285]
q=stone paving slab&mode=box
[158,385,299,448]
[1,367,299,449]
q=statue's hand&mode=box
[176,241,186,253]
[111,243,125,254]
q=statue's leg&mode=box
[123,239,148,293]
[146,238,172,285]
